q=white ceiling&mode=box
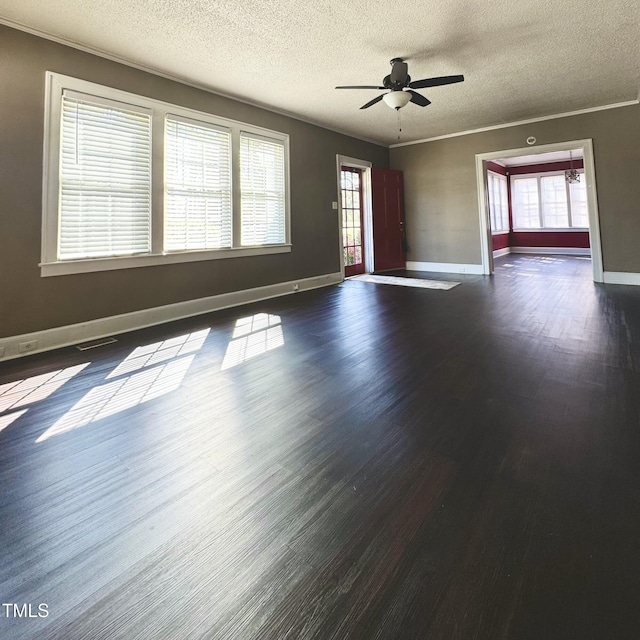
[1,0,638,146]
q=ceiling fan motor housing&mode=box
[383,74,412,90]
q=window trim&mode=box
[41,72,291,277]
[487,170,509,234]
[511,169,588,232]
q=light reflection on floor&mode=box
[107,329,210,379]
[221,314,284,370]
[0,363,90,413]
[0,409,28,434]
[35,329,210,443]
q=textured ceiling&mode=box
[1,0,638,146]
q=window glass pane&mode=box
[165,119,232,251]
[497,174,509,232]
[569,176,589,227]
[488,172,509,233]
[512,178,539,228]
[540,175,569,228]
[240,135,286,246]
[59,96,151,259]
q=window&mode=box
[165,118,232,251]
[59,94,152,259]
[511,171,588,230]
[487,171,509,233]
[513,178,539,228]
[42,73,290,276]
[540,175,569,228]
[240,134,286,246]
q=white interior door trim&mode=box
[475,139,603,282]
[336,155,373,276]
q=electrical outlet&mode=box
[18,340,38,354]
[293,283,299,291]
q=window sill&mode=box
[40,244,292,277]
[491,231,510,236]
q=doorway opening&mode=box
[476,140,603,282]
[336,155,374,277]
[341,166,365,276]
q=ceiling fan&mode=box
[336,58,464,110]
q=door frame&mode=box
[336,155,374,278]
[475,139,603,282]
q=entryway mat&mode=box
[351,274,460,290]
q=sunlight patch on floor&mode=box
[222,314,284,370]
[36,356,195,442]
[107,329,209,379]
[0,363,90,413]
[36,330,210,443]
[0,409,28,433]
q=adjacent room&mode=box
[1,2,639,639]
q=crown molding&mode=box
[0,18,386,148]
[390,100,640,148]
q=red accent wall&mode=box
[511,231,590,248]
[492,233,510,251]
[489,159,590,251]
[508,159,584,175]
[486,161,507,176]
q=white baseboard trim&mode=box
[0,272,343,362]
[510,246,591,256]
[493,247,511,258]
[603,271,640,286]
[406,261,484,275]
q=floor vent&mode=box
[75,337,117,351]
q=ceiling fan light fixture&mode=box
[565,150,580,183]
[382,91,411,110]
[565,169,580,183]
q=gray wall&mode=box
[391,105,640,271]
[0,25,389,338]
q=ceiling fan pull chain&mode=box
[397,108,402,140]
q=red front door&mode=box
[372,168,405,272]
[341,166,365,276]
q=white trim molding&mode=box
[475,139,604,283]
[406,261,484,275]
[510,247,591,256]
[391,101,639,148]
[0,272,342,362]
[493,247,511,258]
[336,155,373,275]
[42,72,292,277]
[603,272,640,286]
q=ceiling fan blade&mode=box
[408,90,431,107]
[336,85,385,90]
[360,94,385,110]
[409,75,465,89]
[390,60,408,84]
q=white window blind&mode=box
[487,172,509,232]
[165,118,232,251]
[540,175,569,228]
[59,94,151,260]
[240,134,286,246]
[512,178,540,228]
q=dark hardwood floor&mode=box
[1,254,640,640]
